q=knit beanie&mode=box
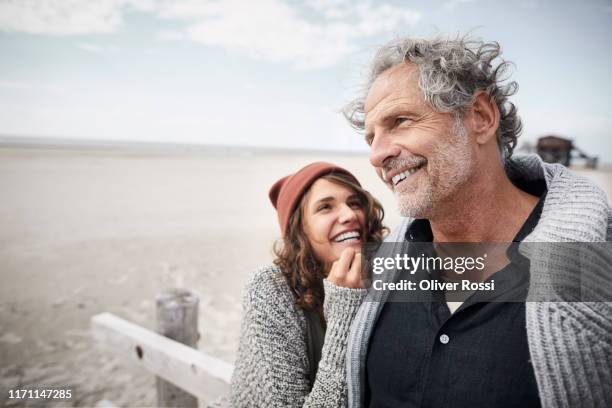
[268,162,360,237]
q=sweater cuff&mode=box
[323,279,368,318]
[319,280,367,370]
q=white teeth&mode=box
[391,172,407,185]
[391,167,420,185]
[334,231,361,243]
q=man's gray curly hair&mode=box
[343,34,522,160]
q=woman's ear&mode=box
[469,91,500,145]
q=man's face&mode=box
[364,63,476,218]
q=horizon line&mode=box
[0,134,369,156]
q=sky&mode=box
[1,0,611,162]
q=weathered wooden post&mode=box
[156,288,199,408]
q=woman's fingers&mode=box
[328,247,354,282]
[346,252,364,288]
[328,248,364,289]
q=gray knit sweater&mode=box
[230,265,368,407]
[346,154,612,407]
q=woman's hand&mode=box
[327,247,365,289]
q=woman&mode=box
[230,162,387,407]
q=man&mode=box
[343,35,611,407]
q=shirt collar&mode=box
[405,218,433,242]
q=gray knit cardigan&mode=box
[230,266,368,407]
[346,154,612,408]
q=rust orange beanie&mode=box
[268,162,360,237]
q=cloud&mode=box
[305,0,353,19]
[75,41,120,54]
[76,42,104,53]
[157,29,185,41]
[0,0,421,69]
[155,0,422,69]
[0,0,151,35]
[165,0,355,69]
[442,0,476,12]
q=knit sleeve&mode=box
[230,267,367,408]
[607,205,612,241]
[302,280,367,407]
[230,266,312,407]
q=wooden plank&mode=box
[91,313,233,400]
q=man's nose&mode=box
[369,134,401,168]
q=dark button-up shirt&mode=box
[365,185,546,408]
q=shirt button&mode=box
[439,334,450,344]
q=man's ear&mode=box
[469,91,500,145]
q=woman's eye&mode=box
[317,204,331,212]
[349,201,363,209]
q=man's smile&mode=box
[390,164,425,186]
[382,159,427,188]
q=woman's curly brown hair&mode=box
[273,172,387,323]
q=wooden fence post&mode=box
[156,288,199,408]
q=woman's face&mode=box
[302,178,366,266]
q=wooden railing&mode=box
[90,289,234,407]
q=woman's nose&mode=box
[338,204,358,223]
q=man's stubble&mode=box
[395,117,475,219]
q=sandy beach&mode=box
[0,146,610,407]
[0,146,402,408]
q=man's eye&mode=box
[364,133,374,146]
[394,117,411,127]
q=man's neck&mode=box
[429,169,540,243]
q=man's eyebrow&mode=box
[364,107,414,143]
[379,107,414,124]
